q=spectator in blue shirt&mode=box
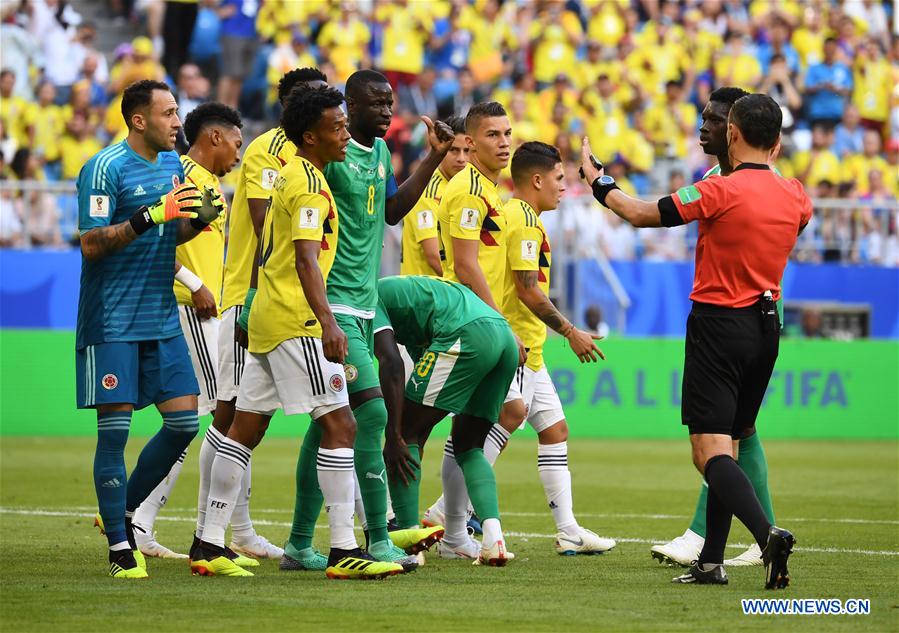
[803,37,852,127]
[757,18,800,75]
[217,0,259,109]
[833,104,865,158]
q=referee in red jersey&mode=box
[580,94,812,589]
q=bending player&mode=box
[193,86,403,580]
[78,79,223,578]
[196,68,328,571]
[378,276,519,566]
[650,87,777,568]
[283,69,453,569]
[128,102,244,560]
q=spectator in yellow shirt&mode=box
[377,0,432,86]
[846,130,897,195]
[581,74,629,164]
[538,74,581,125]
[713,31,762,91]
[585,0,628,48]
[0,69,30,148]
[793,124,841,189]
[59,112,103,181]
[529,1,583,87]
[792,6,826,67]
[25,81,65,179]
[852,38,891,131]
[642,80,697,160]
[317,4,371,84]
[266,31,316,106]
[459,0,516,84]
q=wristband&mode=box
[591,175,620,208]
[175,265,203,293]
[237,287,256,332]
[129,206,155,235]
[190,217,211,232]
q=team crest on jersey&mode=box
[329,374,345,393]
[101,374,118,390]
[172,175,181,188]
[378,162,386,179]
[344,364,358,383]
[89,195,109,218]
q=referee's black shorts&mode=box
[681,301,779,438]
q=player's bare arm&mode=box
[580,138,662,228]
[384,117,455,225]
[420,237,444,277]
[513,270,604,363]
[80,222,140,260]
[247,198,269,237]
[294,238,348,363]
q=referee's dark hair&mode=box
[729,94,782,150]
[709,86,749,107]
[278,67,328,106]
[442,114,466,135]
[345,69,390,101]
[511,141,561,186]
[183,102,243,146]
[281,85,346,147]
[121,79,171,129]
[465,101,507,134]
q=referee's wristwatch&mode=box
[590,175,620,208]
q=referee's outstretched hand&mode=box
[565,326,606,363]
[422,115,455,155]
[579,137,603,184]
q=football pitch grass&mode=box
[1,436,896,632]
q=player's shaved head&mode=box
[465,101,507,135]
[511,142,561,186]
[345,69,390,101]
[183,101,242,146]
[278,67,328,106]
[121,79,172,130]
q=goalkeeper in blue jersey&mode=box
[76,79,224,579]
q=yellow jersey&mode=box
[174,155,226,307]
[25,103,65,162]
[0,94,30,147]
[438,163,509,311]
[504,199,551,372]
[792,150,841,187]
[401,168,447,277]
[221,127,296,311]
[249,156,339,354]
[59,135,103,180]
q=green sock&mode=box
[455,448,500,521]
[688,483,708,537]
[387,444,421,528]
[738,432,776,524]
[353,398,390,544]
[287,422,323,553]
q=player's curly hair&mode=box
[465,101,507,134]
[183,101,242,146]
[281,85,345,147]
[442,115,466,135]
[277,67,328,106]
[511,141,562,185]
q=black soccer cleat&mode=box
[672,562,729,585]
[763,526,795,589]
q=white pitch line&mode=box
[3,507,897,558]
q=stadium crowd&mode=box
[0,0,897,263]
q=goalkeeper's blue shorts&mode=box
[76,335,199,409]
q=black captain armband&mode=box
[657,196,685,227]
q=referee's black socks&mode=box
[698,454,772,564]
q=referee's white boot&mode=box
[724,543,764,566]
[650,529,704,567]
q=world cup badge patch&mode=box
[101,374,119,390]
[329,374,345,393]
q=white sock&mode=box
[109,540,130,552]
[203,437,251,548]
[230,457,255,541]
[195,426,224,538]
[133,449,186,535]
[353,471,367,530]
[317,447,357,550]
[441,438,469,545]
[386,487,395,521]
[538,442,578,535]
[484,424,511,465]
[481,517,503,546]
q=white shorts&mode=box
[236,336,349,418]
[504,364,525,404]
[178,305,220,416]
[521,365,565,433]
[217,305,246,403]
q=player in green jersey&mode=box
[285,70,455,567]
[650,87,778,569]
[377,275,518,566]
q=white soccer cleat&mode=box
[436,535,481,560]
[724,543,764,566]
[414,551,426,566]
[650,529,704,567]
[555,528,616,555]
[229,534,285,559]
[421,505,445,528]
[135,533,188,559]
[475,539,514,567]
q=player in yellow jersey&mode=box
[194,86,402,580]
[400,115,469,278]
[501,142,615,555]
[128,103,251,561]
[191,69,328,568]
[427,101,527,554]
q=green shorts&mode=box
[405,317,518,423]
[335,312,379,395]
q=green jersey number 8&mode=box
[367,185,375,215]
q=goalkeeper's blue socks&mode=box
[125,410,198,513]
[94,411,132,547]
